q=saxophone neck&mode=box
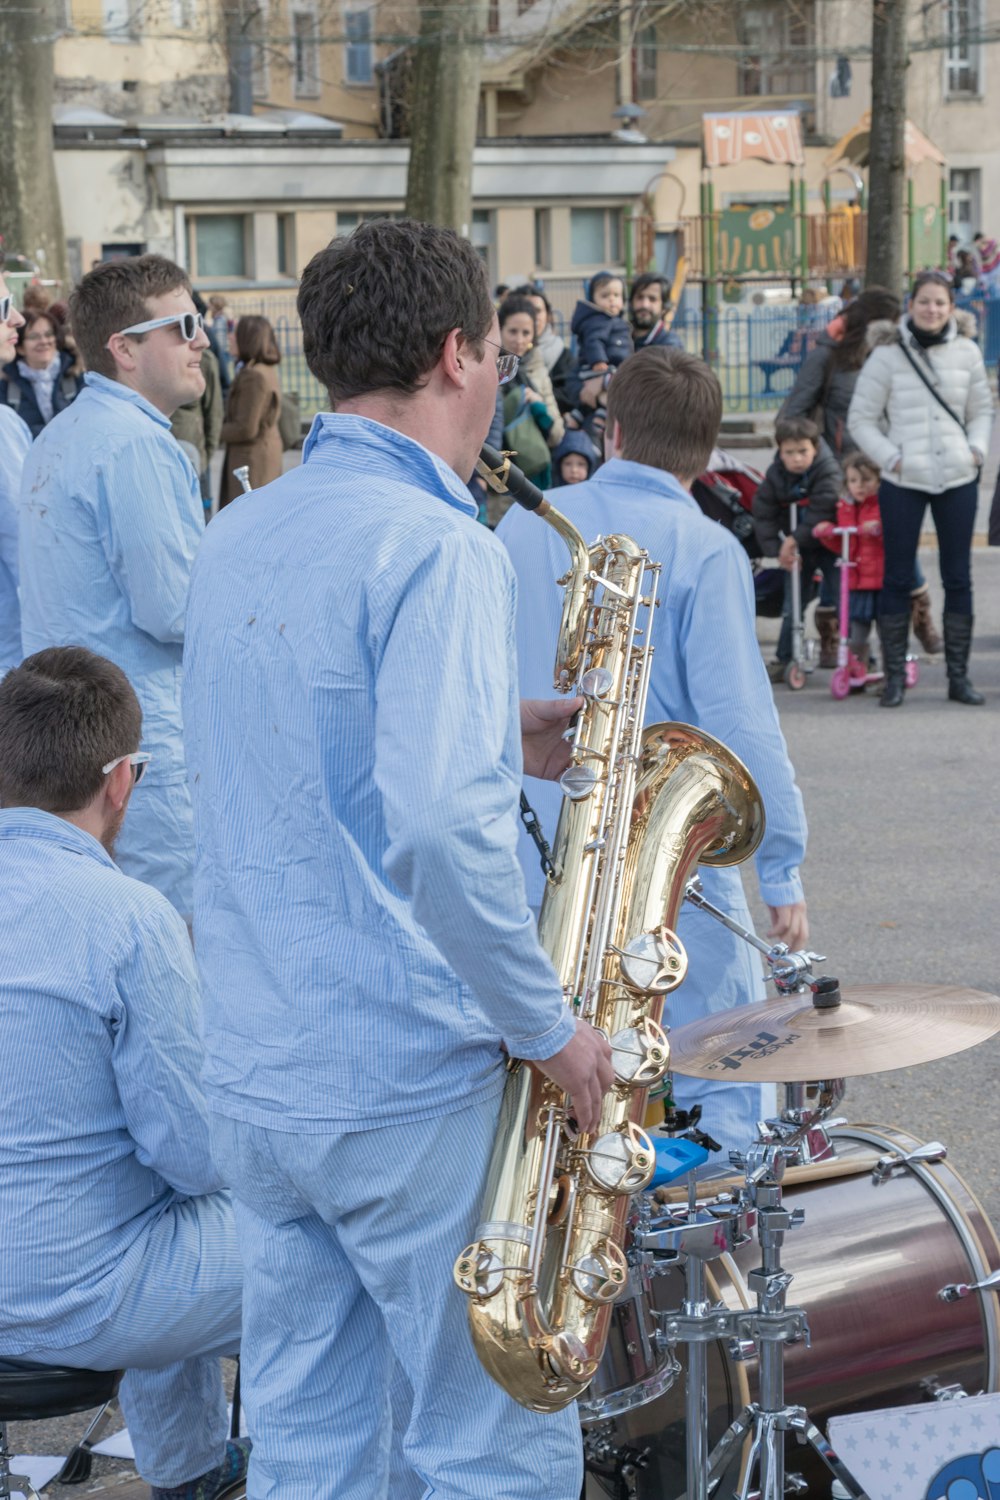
[538,500,593,691]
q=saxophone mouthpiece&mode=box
[477,444,550,515]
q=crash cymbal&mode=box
[667,982,1000,1082]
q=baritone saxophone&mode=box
[454,445,765,1413]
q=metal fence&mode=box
[228,291,1000,423]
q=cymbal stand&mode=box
[694,1133,868,1500]
[683,877,824,998]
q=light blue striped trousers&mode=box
[16,1192,240,1488]
[210,1095,583,1500]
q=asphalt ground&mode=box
[751,544,1000,1232]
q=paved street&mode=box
[752,544,1000,1230]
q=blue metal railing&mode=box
[233,294,1000,422]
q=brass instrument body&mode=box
[455,473,764,1413]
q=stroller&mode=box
[690,449,785,620]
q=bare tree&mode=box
[404,0,491,233]
[0,0,67,281]
[867,0,908,292]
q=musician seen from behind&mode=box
[499,346,810,1158]
[17,255,208,924]
[182,218,614,1500]
[0,647,247,1500]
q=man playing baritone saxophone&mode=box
[182,219,613,1500]
[499,347,810,1158]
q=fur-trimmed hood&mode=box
[865,308,978,350]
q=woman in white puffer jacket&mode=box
[848,271,992,707]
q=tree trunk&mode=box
[404,0,490,234]
[0,0,68,283]
[866,0,908,293]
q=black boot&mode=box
[876,614,910,707]
[943,612,985,704]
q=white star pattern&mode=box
[826,1394,1000,1500]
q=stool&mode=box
[0,1360,121,1499]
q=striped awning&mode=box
[702,111,805,168]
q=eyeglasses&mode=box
[23,332,56,344]
[482,337,520,386]
[0,295,11,322]
[115,312,206,343]
[101,751,152,785]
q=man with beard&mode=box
[629,272,684,350]
[0,647,246,1500]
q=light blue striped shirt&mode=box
[498,459,807,913]
[0,808,221,1352]
[183,413,575,1133]
[0,403,30,671]
[18,372,203,780]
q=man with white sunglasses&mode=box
[18,255,208,922]
[0,646,247,1500]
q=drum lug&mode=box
[871,1141,947,1183]
[919,1375,972,1402]
[937,1265,1000,1302]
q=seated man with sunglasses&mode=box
[0,645,247,1500]
[18,255,209,925]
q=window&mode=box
[345,8,373,84]
[336,210,399,234]
[634,24,657,101]
[100,242,144,261]
[517,0,538,12]
[190,216,248,278]
[102,0,139,41]
[739,4,813,98]
[292,9,320,97]
[487,1,500,34]
[171,0,196,25]
[948,168,981,240]
[471,209,494,264]
[570,207,622,266]
[534,208,551,271]
[278,214,297,276]
[946,0,982,96]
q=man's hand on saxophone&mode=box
[520,695,583,781]
[537,1020,615,1135]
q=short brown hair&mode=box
[0,647,141,813]
[69,254,191,378]
[298,218,493,403]
[775,416,819,446]
[841,449,880,484]
[235,314,281,365]
[605,346,722,479]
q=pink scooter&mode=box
[830,525,920,700]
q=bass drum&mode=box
[584,1126,1000,1499]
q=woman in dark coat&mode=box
[0,309,83,438]
[779,287,942,658]
[218,315,283,508]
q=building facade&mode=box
[48,0,1000,302]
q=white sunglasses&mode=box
[115,312,206,343]
[102,751,152,785]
